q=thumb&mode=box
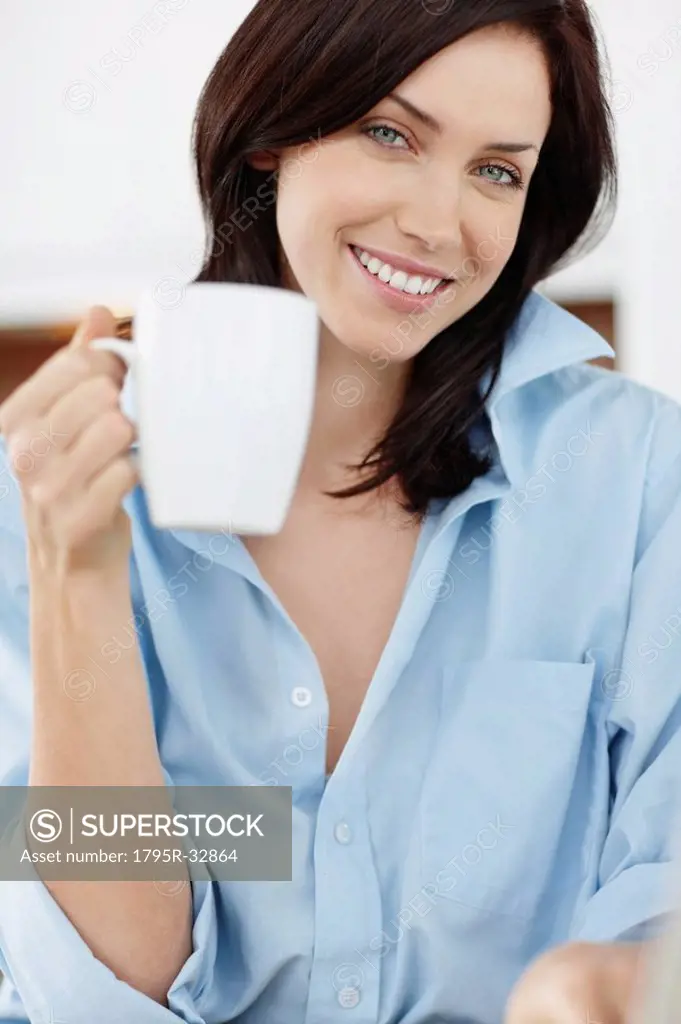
[69,304,118,351]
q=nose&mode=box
[395,174,463,255]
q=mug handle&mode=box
[88,337,140,454]
[89,336,136,368]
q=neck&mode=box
[295,320,411,499]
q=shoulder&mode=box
[541,362,681,490]
[533,364,681,571]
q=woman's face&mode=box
[250,24,552,363]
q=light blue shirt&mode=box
[2,290,681,1023]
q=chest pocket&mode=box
[419,658,598,926]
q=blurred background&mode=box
[0,0,679,403]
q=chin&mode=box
[318,309,384,355]
[344,329,426,367]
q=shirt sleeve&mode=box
[0,440,220,1023]
[571,399,681,944]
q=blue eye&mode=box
[362,123,410,150]
[362,123,525,192]
[476,163,524,191]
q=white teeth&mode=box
[389,270,409,292]
[353,246,444,295]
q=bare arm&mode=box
[0,306,191,1005]
[27,560,192,1004]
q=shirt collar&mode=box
[478,289,615,489]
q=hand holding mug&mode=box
[0,305,139,577]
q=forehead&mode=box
[395,25,552,143]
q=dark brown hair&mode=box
[151,0,618,519]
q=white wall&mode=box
[597,0,681,397]
[542,0,681,400]
[0,0,253,323]
[1,1,679,397]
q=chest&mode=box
[243,500,423,773]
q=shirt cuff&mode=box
[0,871,218,1023]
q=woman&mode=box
[0,0,678,1021]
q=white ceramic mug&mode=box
[89,282,319,535]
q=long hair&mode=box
[137,0,617,518]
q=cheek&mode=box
[466,209,522,283]
[276,152,385,270]
[442,208,522,318]
[276,159,332,244]
[284,140,387,226]
[275,176,321,270]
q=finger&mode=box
[88,453,140,510]
[0,343,125,438]
[68,304,118,351]
[2,420,51,487]
[30,409,135,505]
[43,374,135,455]
[57,455,139,549]
[67,304,128,380]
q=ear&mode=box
[246,150,280,172]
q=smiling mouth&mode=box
[348,245,455,298]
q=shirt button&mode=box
[334,821,353,844]
[290,686,312,708]
[337,986,361,1008]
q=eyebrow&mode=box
[386,92,540,154]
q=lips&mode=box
[350,241,455,282]
[350,245,450,295]
[347,244,456,312]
